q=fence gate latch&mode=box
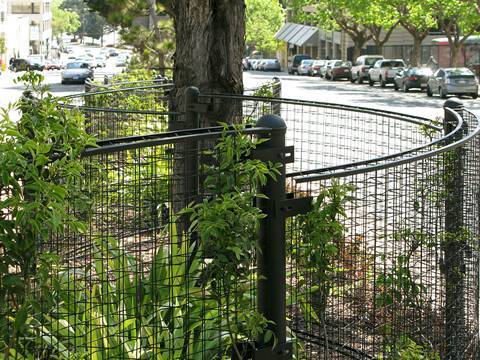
[252,145,294,164]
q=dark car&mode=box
[288,54,312,75]
[10,58,44,72]
[327,60,352,81]
[394,67,433,92]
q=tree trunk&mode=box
[374,40,383,57]
[449,39,462,67]
[169,0,245,128]
[352,36,368,61]
[411,36,425,67]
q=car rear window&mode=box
[365,57,383,65]
[446,68,474,77]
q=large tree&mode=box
[245,0,285,54]
[434,0,480,66]
[364,0,400,55]
[301,0,373,60]
[86,0,245,126]
[52,0,81,44]
[393,0,436,66]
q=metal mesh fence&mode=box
[3,83,480,359]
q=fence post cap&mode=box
[443,98,464,110]
[256,114,286,130]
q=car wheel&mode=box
[380,77,386,88]
[394,82,399,91]
[426,86,433,97]
[369,79,374,87]
[440,87,448,99]
[357,74,363,84]
[472,93,478,99]
[403,83,409,93]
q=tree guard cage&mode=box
[2,82,480,359]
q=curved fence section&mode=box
[19,85,479,359]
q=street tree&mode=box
[305,0,373,60]
[245,0,285,54]
[86,0,245,126]
[52,0,81,44]
[364,0,400,55]
[393,0,436,66]
[434,0,480,66]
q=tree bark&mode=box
[169,0,245,128]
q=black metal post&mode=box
[254,114,290,359]
[443,98,466,360]
[271,78,281,117]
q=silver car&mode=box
[61,62,94,84]
[427,68,478,99]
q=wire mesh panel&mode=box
[32,127,275,360]
[61,84,175,140]
[286,108,480,359]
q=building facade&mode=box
[275,22,444,68]
[8,0,52,58]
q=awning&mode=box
[275,22,319,47]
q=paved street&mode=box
[2,56,480,120]
[244,71,480,119]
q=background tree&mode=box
[52,0,81,45]
[245,0,285,55]
[307,0,373,60]
[364,0,400,55]
[393,0,436,66]
[434,0,480,66]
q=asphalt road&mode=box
[2,60,480,121]
[244,70,480,120]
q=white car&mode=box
[61,62,94,84]
[95,56,106,68]
[368,59,406,87]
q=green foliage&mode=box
[375,228,432,309]
[380,335,440,360]
[0,72,96,355]
[245,0,285,53]
[292,182,353,322]
[0,36,5,56]
[52,0,81,41]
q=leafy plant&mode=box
[290,182,353,329]
[0,72,96,357]
[380,335,440,360]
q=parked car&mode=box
[250,59,261,70]
[350,55,384,84]
[326,60,352,81]
[297,59,314,75]
[426,67,479,99]
[256,60,267,71]
[108,49,119,57]
[262,59,281,71]
[115,55,129,67]
[288,54,312,75]
[44,59,63,70]
[10,58,44,72]
[322,60,339,79]
[368,59,406,87]
[311,60,326,76]
[61,62,94,84]
[95,56,107,68]
[394,67,433,92]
